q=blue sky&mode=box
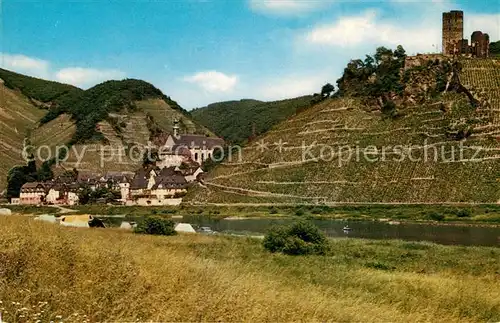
[1,0,499,109]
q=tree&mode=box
[374,46,393,64]
[37,160,54,182]
[6,167,28,199]
[321,83,335,98]
[263,221,329,256]
[134,217,177,236]
[394,45,407,62]
[142,148,159,168]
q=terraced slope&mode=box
[187,58,500,204]
[0,82,48,191]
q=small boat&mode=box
[198,226,217,234]
[343,225,353,231]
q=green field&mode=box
[0,216,498,322]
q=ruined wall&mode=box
[471,31,490,58]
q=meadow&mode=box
[0,216,499,322]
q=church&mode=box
[156,120,225,168]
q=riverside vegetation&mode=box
[0,216,499,322]
[7,204,498,224]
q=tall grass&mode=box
[0,216,499,322]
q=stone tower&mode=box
[471,31,490,58]
[442,10,464,55]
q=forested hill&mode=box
[0,68,83,107]
[0,68,211,193]
[39,78,190,144]
[191,96,313,144]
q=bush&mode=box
[427,212,444,221]
[134,217,177,236]
[294,208,305,216]
[263,221,329,256]
[311,207,324,215]
[455,209,472,218]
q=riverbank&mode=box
[0,216,498,322]
[3,203,500,225]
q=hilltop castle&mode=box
[442,10,490,57]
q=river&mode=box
[100,215,500,247]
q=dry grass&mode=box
[0,216,499,322]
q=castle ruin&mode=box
[442,10,490,58]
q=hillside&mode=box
[187,56,500,204]
[0,80,48,191]
[191,96,313,144]
[0,69,212,192]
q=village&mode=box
[11,121,224,206]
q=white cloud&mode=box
[465,13,500,41]
[184,70,238,93]
[55,67,126,88]
[254,74,328,101]
[249,0,330,15]
[0,53,50,78]
[305,10,441,54]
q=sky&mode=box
[1,0,499,109]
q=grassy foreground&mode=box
[1,216,499,322]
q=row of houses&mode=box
[12,126,224,206]
[13,164,203,206]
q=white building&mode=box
[19,182,48,205]
[45,184,80,206]
[121,167,189,206]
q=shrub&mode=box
[134,217,177,236]
[455,209,472,218]
[294,208,305,216]
[427,212,444,221]
[311,207,324,215]
[263,221,329,256]
[269,207,278,215]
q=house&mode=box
[45,183,80,206]
[19,182,49,205]
[122,167,189,206]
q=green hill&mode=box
[490,40,500,57]
[186,54,500,205]
[0,68,82,105]
[191,96,313,144]
[0,69,212,194]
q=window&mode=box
[195,152,199,161]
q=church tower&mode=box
[173,119,180,139]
